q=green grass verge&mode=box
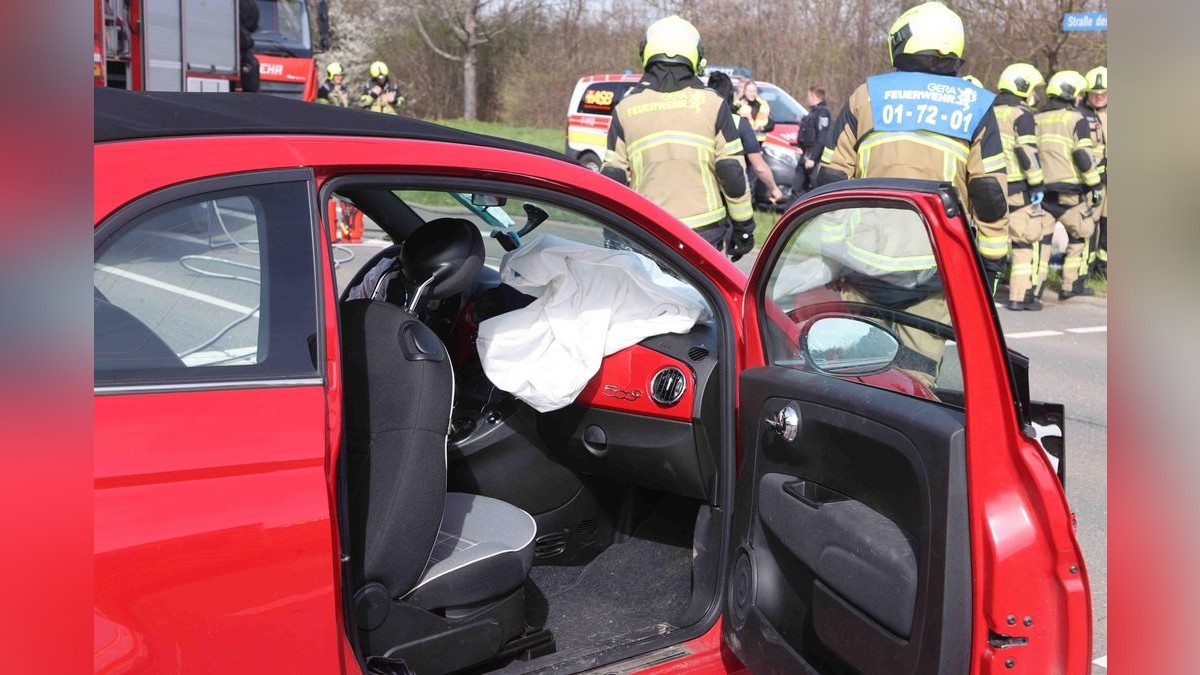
[753,209,782,246]
[1043,268,1108,296]
[427,118,565,154]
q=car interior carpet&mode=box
[523,496,698,657]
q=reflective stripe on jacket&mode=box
[994,101,1044,187]
[821,82,1008,224]
[741,97,771,140]
[604,86,751,228]
[1036,105,1100,193]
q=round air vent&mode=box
[687,346,709,362]
[650,367,687,406]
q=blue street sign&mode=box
[1063,12,1107,31]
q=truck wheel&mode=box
[578,152,602,172]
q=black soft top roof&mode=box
[93,88,565,161]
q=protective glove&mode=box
[1029,185,1044,206]
[1090,187,1104,208]
[728,219,756,262]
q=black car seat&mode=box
[340,218,538,673]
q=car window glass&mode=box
[95,180,319,386]
[758,84,806,124]
[762,204,964,407]
[390,189,657,268]
[335,187,704,315]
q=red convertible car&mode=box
[93,89,1090,675]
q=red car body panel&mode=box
[575,345,696,421]
[746,189,1092,675]
[93,387,342,674]
[94,130,1089,674]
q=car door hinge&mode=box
[987,628,1029,650]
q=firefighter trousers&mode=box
[1007,204,1054,302]
[1052,198,1096,288]
[1090,187,1108,277]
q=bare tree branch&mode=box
[415,13,464,62]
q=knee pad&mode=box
[715,158,748,197]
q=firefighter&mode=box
[791,85,832,202]
[317,62,351,107]
[359,61,402,114]
[739,81,771,142]
[600,16,756,261]
[815,1,1008,385]
[1081,66,1108,278]
[993,63,1052,310]
[1036,70,1102,300]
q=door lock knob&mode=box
[766,404,800,442]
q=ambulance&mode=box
[566,68,808,206]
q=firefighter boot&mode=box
[1006,288,1043,311]
[1058,278,1095,300]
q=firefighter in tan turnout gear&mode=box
[600,16,756,260]
[819,2,1009,291]
[316,62,352,107]
[993,63,1052,310]
[1036,70,1102,300]
[1080,66,1108,278]
[815,1,1009,385]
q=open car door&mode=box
[723,179,1091,674]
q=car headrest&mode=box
[400,218,485,301]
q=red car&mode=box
[93,89,1090,675]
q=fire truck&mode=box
[93,0,329,101]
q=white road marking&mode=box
[1066,326,1108,334]
[95,264,257,314]
[1094,654,1107,668]
[1004,329,1063,339]
[146,230,209,245]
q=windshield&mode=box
[759,85,807,125]
[253,0,312,55]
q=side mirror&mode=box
[316,1,331,52]
[801,316,900,375]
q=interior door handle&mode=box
[765,403,800,442]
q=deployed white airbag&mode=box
[476,235,708,412]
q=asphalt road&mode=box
[997,293,1109,674]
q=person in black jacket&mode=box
[790,86,831,203]
[238,0,260,92]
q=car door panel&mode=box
[92,171,341,673]
[730,367,970,674]
[94,387,341,674]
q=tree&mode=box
[323,0,405,88]
[413,0,540,120]
[958,0,1107,78]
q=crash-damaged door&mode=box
[724,179,1091,674]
